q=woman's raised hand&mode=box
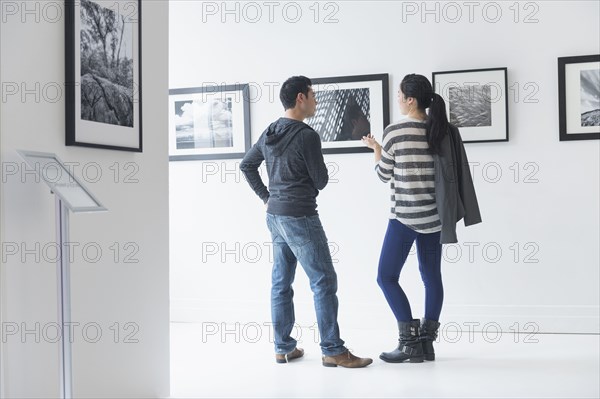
[361,133,380,150]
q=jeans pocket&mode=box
[278,216,311,247]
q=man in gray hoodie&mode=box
[240,76,372,368]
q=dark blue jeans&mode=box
[377,219,444,322]
[266,213,346,356]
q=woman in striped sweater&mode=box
[362,74,474,363]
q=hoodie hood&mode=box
[264,117,308,156]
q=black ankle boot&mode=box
[379,319,424,363]
[420,318,441,361]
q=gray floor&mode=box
[170,323,600,398]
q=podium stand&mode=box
[17,150,107,399]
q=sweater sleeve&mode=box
[240,137,270,203]
[376,131,395,183]
[302,130,329,190]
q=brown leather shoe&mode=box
[322,350,373,368]
[275,347,304,363]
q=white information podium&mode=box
[17,150,107,399]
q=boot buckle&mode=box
[401,345,417,356]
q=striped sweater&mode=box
[376,118,442,234]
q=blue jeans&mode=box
[266,213,346,356]
[377,219,444,322]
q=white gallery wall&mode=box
[1,0,170,397]
[169,0,600,338]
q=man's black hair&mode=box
[279,76,313,110]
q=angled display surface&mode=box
[17,150,107,212]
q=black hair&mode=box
[279,76,312,110]
[400,74,449,155]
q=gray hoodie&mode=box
[240,118,329,216]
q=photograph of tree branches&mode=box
[80,0,135,127]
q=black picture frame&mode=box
[168,84,251,161]
[65,0,143,152]
[305,73,390,154]
[558,54,600,141]
[432,67,508,143]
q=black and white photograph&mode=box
[174,98,234,149]
[80,0,134,127]
[448,85,492,127]
[307,88,371,142]
[306,74,389,154]
[65,0,142,151]
[558,54,600,141]
[433,67,508,143]
[580,69,600,127]
[169,84,251,160]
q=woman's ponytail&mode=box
[425,92,450,155]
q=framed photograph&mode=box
[432,67,508,143]
[305,73,390,154]
[65,0,142,152]
[168,84,251,161]
[558,54,600,141]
